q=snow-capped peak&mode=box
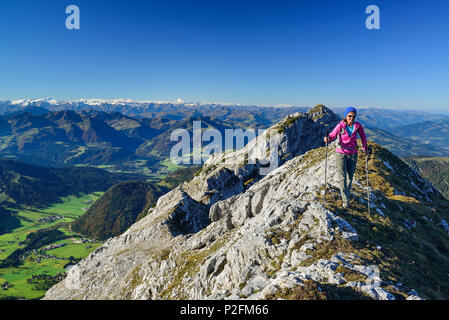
[10,98,61,106]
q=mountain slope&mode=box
[0,158,135,209]
[157,165,202,190]
[333,107,449,131]
[1,112,130,166]
[135,115,236,158]
[43,106,449,300]
[389,120,449,153]
[404,157,449,200]
[364,126,447,157]
[71,181,168,240]
[0,110,163,167]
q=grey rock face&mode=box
[182,105,340,207]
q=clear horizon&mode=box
[1,0,448,113]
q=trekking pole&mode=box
[324,130,329,196]
[365,146,371,215]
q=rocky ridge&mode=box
[44,106,449,300]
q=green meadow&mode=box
[0,192,104,300]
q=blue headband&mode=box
[345,107,357,117]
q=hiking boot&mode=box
[342,201,349,209]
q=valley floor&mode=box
[0,193,103,299]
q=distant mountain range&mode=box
[3,99,447,127]
[1,100,448,171]
[0,99,307,125]
[0,103,307,169]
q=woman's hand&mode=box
[324,136,329,143]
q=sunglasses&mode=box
[347,114,356,118]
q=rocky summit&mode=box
[44,106,449,300]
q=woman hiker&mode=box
[324,107,369,208]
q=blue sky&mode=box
[0,0,448,113]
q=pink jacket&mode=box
[328,120,367,154]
